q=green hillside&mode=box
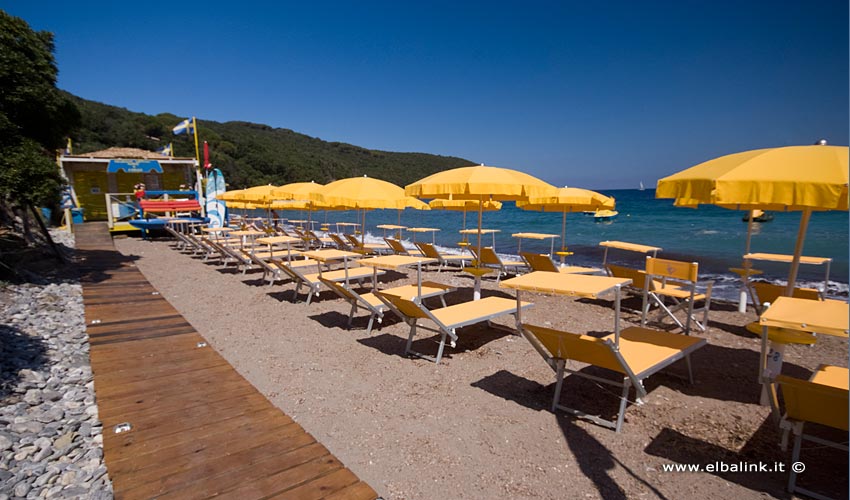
[65,92,474,188]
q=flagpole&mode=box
[190,117,205,216]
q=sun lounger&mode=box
[520,252,600,274]
[776,365,848,499]
[344,233,391,254]
[384,237,424,257]
[640,257,713,335]
[328,233,353,251]
[414,242,468,271]
[470,247,528,282]
[373,292,533,364]
[521,324,706,432]
[278,263,384,305]
[751,281,822,314]
[319,279,455,335]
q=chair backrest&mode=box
[606,264,651,289]
[777,374,849,431]
[318,276,360,303]
[521,252,558,272]
[753,282,822,306]
[524,324,626,374]
[374,291,430,319]
[645,257,698,283]
[328,233,350,250]
[471,246,501,266]
[344,233,363,247]
[384,237,407,255]
[415,242,441,259]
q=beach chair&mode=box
[307,230,335,249]
[640,257,713,335]
[414,242,468,271]
[521,324,706,432]
[520,252,600,275]
[344,233,391,255]
[751,282,822,315]
[470,246,528,282]
[278,263,384,305]
[319,279,455,335]
[776,365,848,500]
[251,254,317,287]
[328,233,353,251]
[373,291,533,364]
[384,237,424,257]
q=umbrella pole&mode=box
[361,210,366,246]
[738,211,756,313]
[474,198,484,301]
[560,211,567,265]
[785,208,811,296]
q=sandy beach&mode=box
[112,235,847,500]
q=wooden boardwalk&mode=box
[75,223,379,500]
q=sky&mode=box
[4,1,848,189]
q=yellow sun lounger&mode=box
[414,242,469,271]
[319,278,456,335]
[520,252,600,275]
[522,324,706,432]
[278,263,384,305]
[640,257,713,335]
[384,237,424,257]
[374,292,533,364]
[252,255,318,287]
[776,365,848,500]
[751,281,822,314]
[342,233,391,255]
[470,246,528,282]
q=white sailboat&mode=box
[639,181,645,191]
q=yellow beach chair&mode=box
[374,291,533,364]
[319,279,456,335]
[522,324,706,432]
[470,246,528,282]
[776,365,848,500]
[278,263,384,305]
[640,257,713,335]
[384,237,424,257]
[344,233,392,254]
[751,281,822,314]
[414,242,468,271]
[520,251,600,275]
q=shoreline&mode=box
[113,234,847,499]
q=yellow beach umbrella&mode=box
[517,187,615,261]
[407,164,557,298]
[312,176,422,244]
[657,142,849,293]
[231,184,279,203]
[218,189,248,202]
[429,199,502,243]
[270,181,324,200]
[406,164,556,257]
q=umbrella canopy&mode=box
[517,187,615,259]
[312,176,425,244]
[428,199,503,211]
[406,164,557,201]
[225,184,280,203]
[218,189,248,202]
[270,181,324,200]
[656,143,849,294]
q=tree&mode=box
[0,10,79,208]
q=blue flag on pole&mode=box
[173,118,193,135]
[156,144,173,156]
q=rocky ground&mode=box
[0,230,112,499]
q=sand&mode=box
[112,236,848,500]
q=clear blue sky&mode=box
[5,1,848,189]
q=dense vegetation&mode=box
[67,93,475,188]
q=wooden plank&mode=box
[75,223,377,500]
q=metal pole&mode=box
[785,209,812,295]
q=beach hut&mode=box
[59,147,198,231]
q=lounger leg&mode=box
[614,381,630,433]
[306,286,316,305]
[640,289,650,327]
[435,331,447,364]
[788,430,803,493]
[405,322,417,356]
[366,312,375,335]
[348,303,357,328]
[552,359,566,412]
[685,354,694,385]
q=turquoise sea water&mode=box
[246,189,849,301]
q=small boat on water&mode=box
[594,209,619,222]
[639,181,645,191]
[742,210,774,223]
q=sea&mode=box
[246,189,849,302]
